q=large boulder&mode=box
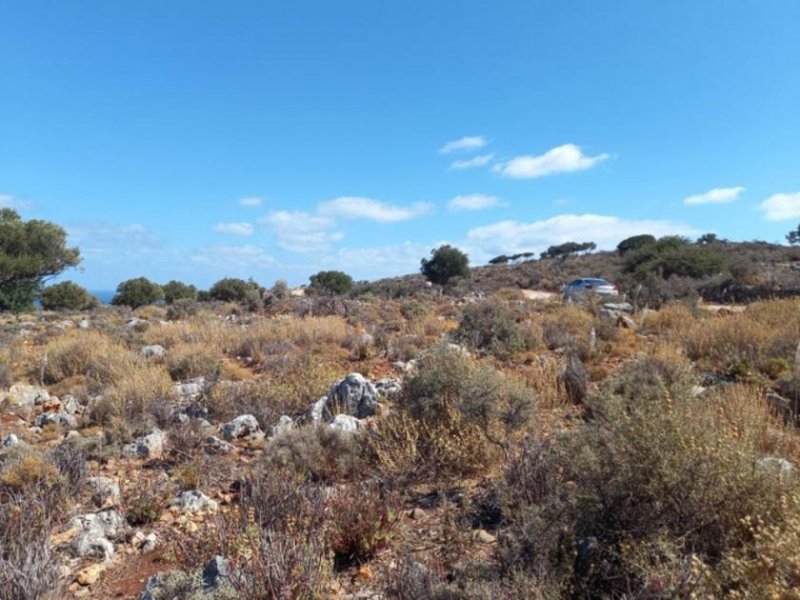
[309,373,380,422]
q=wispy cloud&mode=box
[449,153,495,170]
[260,211,343,252]
[191,244,274,268]
[66,222,163,261]
[684,186,745,205]
[212,222,254,236]
[466,214,695,260]
[493,144,610,179]
[448,194,503,212]
[760,192,800,221]
[0,193,33,210]
[239,196,263,207]
[318,196,433,223]
[439,135,487,154]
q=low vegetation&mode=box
[6,219,800,597]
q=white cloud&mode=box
[191,244,274,268]
[328,242,431,272]
[684,186,745,205]
[239,196,263,207]
[448,194,503,212]
[0,194,14,208]
[318,196,432,223]
[760,192,800,221]
[66,222,163,261]
[439,135,487,154]
[466,214,696,261]
[450,153,495,170]
[212,222,254,236]
[260,211,343,252]
[493,144,610,179]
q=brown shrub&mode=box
[328,481,399,564]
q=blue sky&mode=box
[1,1,799,289]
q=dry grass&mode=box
[39,330,140,386]
[675,300,800,376]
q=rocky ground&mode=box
[2,293,800,598]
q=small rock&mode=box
[1,433,19,447]
[472,529,496,544]
[131,531,159,553]
[141,345,166,358]
[35,411,78,429]
[408,508,425,520]
[329,413,362,434]
[87,477,121,508]
[202,555,229,590]
[78,319,91,330]
[204,436,235,454]
[175,377,207,399]
[62,395,82,415]
[122,429,165,459]
[221,414,262,442]
[70,510,127,559]
[603,302,633,313]
[375,378,402,399]
[4,383,50,410]
[757,456,795,477]
[76,562,106,586]
[308,373,381,422]
[125,318,148,330]
[270,415,294,437]
[170,490,219,513]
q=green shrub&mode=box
[616,234,656,255]
[111,277,164,308]
[161,280,198,304]
[208,278,263,309]
[308,270,353,296]
[624,236,727,280]
[502,356,795,597]
[165,298,199,321]
[454,302,535,358]
[370,345,537,481]
[40,281,98,311]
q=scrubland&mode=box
[3,292,800,598]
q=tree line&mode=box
[5,207,792,312]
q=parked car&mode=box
[562,278,619,301]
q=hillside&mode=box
[362,240,800,304]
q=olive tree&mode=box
[420,245,469,285]
[0,209,81,312]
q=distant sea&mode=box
[89,290,116,305]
